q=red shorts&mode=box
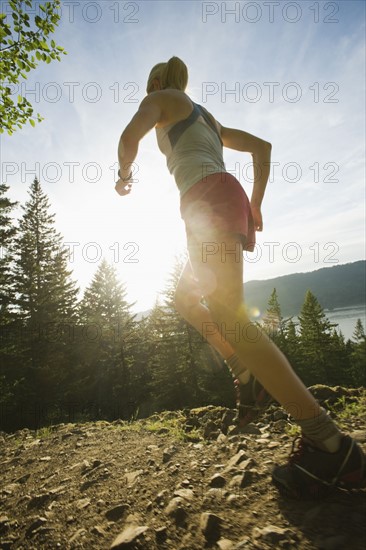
[180,172,255,252]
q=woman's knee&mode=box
[174,286,202,317]
[206,295,255,338]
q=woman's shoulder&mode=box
[152,90,196,129]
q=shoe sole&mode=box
[272,464,366,500]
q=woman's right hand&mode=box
[251,204,263,232]
[115,178,132,196]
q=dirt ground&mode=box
[1,387,365,549]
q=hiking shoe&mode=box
[272,435,366,499]
[234,375,273,429]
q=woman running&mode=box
[115,56,365,499]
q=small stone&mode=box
[164,497,187,525]
[226,494,240,505]
[200,512,222,542]
[15,473,31,484]
[27,493,52,510]
[173,488,194,500]
[268,441,281,448]
[66,516,75,524]
[209,474,227,488]
[204,421,220,439]
[155,490,168,505]
[3,483,20,495]
[146,444,159,452]
[162,446,176,463]
[0,515,9,524]
[221,410,237,430]
[125,470,143,487]
[217,538,234,550]
[155,526,168,542]
[224,450,248,471]
[227,425,239,436]
[252,525,292,545]
[91,525,107,536]
[76,498,91,510]
[110,525,149,549]
[25,516,47,538]
[239,424,261,435]
[181,479,191,486]
[234,536,251,548]
[105,504,129,522]
[273,410,287,421]
[69,528,87,543]
[229,473,250,489]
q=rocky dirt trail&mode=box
[1,386,365,550]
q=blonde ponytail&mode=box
[146,56,188,94]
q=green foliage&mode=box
[261,287,291,351]
[74,259,139,421]
[0,185,20,414]
[5,178,79,428]
[326,391,366,428]
[260,288,363,390]
[350,319,366,385]
[296,290,335,384]
[145,256,204,411]
[0,184,18,323]
[0,0,67,134]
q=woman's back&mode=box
[154,93,225,197]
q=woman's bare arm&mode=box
[116,95,162,195]
[218,124,272,231]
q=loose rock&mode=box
[110,525,149,549]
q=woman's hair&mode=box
[146,56,188,94]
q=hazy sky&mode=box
[2,0,365,312]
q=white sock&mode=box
[226,354,251,384]
[296,408,342,453]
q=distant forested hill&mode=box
[244,261,366,316]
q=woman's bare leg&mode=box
[175,260,243,360]
[186,231,321,421]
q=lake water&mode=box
[291,304,366,341]
[324,305,366,340]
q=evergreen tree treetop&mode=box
[12,178,79,323]
[298,289,335,340]
[353,318,365,343]
[0,184,18,322]
[79,258,136,327]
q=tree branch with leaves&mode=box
[0,0,67,135]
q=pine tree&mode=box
[262,288,288,348]
[0,184,18,323]
[328,329,353,386]
[297,290,335,385]
[10,178,79,427]
[147,255,205,412]
[283,319,301,372]
[0,184,19,426]
[76,259,137,420]
[351,319,366,386]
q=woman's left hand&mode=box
[251,204,263,231]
